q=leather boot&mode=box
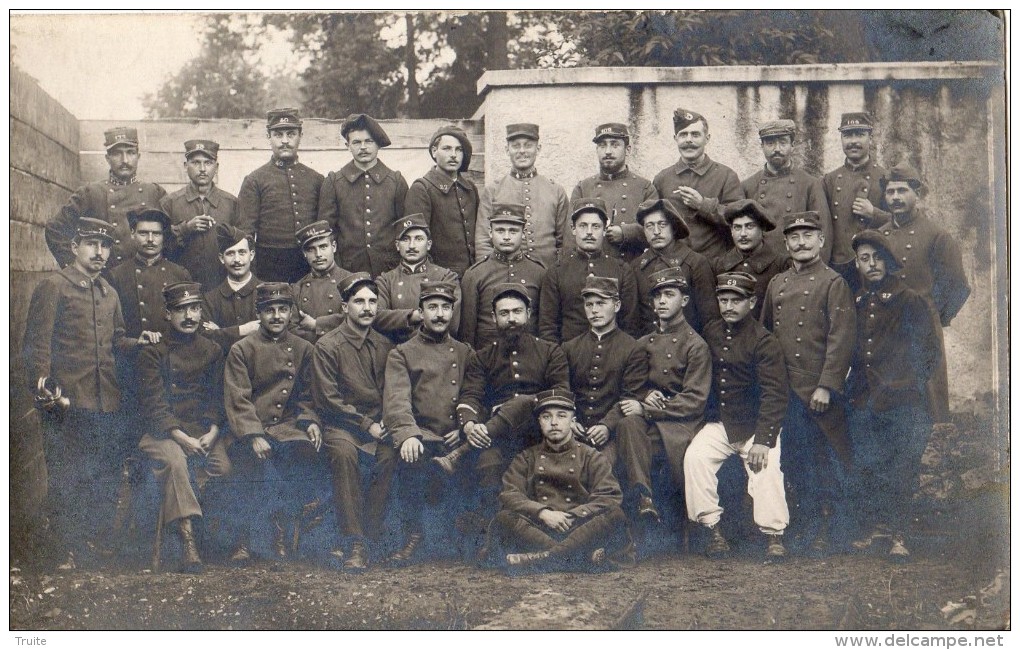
[433,442,473,475]
[387,532,424,566]
[505,550,551,567]
[229,533,252,565]
[177,517,204,574]
[704,524,731,558]
[344,541,370,573]
[270,512,289,559]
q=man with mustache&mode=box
[201,224,262,353]
[374,213,461,344]
[845,231,940,561]
[760,212,855,555]
[652,108,744,261]
[137,281,229,574]
[46,127,167,270]
[740,120,832,262]
[713,199,789,320]
[822,113,892,290]
[632,197,719,335]
[571,123,658,262]
[313,273,396,572]
[317,114,408,277]
[161,140,239,291]
[475,123,569,269]
[25,217,160,569]
[876,164,969,426]
[684,272,790,560]
[290,220,354,342]
[460,203,547,349]
[538,198,639,343]
[405,126,479,276]
[237,108,324,283]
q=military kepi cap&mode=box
[256,282,294,307]
[723,199,776,231]
[880,163,925,192]
[163,281,204,309]
[267,107,302,130]
[75,217,116,243]
[184,139,219,160]
[673,108,705,134]
[491,282,532,309]
[580,276,620,299]
[340,113,392,148]
[419,280,457,304]
[429,125,473,172]
[216,223,252,252]
[636,198,690,239]
[851,229,903,273]
[758,119,796,139]
[339,272,377,301]
[104,126,138,150]
[570,197,608,224]
[649,266,689,294]
[296,220,333,248]
[782,211,822,234]
[716,271,757,297]
[397,213,430,240]
[128,208,171,231]
[838,112,874,132]
[533,389,576,415]
[592,122,629,143]
[490,203,527,226]
[506,123,540,141]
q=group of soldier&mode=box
[25,104,970,575]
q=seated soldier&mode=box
[488,389,630,572]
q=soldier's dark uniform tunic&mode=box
[741,166,833,262]
[476,170,570,268]
[459,251,546,349]
[571,168,658,262]
[107,254,193,337]
[316,160,408,277]
[404,168,479,277]
[290,263,354,343]
[374,260,461,344]
[712,243,789,321]
[822,159,891,280]
[538,249,639,343]
[632,240,719,335]
[201,274,260,353]
[161,184,239,290]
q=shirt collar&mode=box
[185,183,220,208]
[675,154,712,176]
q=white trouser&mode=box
[683,422,789,535]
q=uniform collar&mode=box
[720,241,779,274]
[166,329,198,347]
[763,162,793,178]
[675,154,712,176]
[219,274,258,298]
[337,317,372,349]
[843,157,873,173]
[651,240,690,263]
[310,263,339,279]
[656,318,689,335]
[341,159,390,184]
[575,247,605,261]
[510,168,538,180]
[858,274,907,303]
[588,325,619,342]
[185,183,220,208]
[108,173,137,186]
[400,259,429,275]
[891,209,919,228]
[493,250,526,263]
[599,166,631,182]
[61,264,109,294]
[542,437,576,454]
[722,316,753,335]
[272,156,300,168]
[791,256,825,274]
[416,327,451,344]
[258,327,291,343]
[134,253,164,267]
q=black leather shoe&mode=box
[705,525,731,558]
[387,533,424,566]
[637,495,661,522]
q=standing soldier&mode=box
[760,212,855,555]
[374,213,461,344]
[237,108,324,283]
[713,199,788,320]
[460,203,547,349]
[740,119,832,262]
[405,125,479,276]
[290,221,354,343]
[571,123,658,262]
[317,114,408,277]
[877,164,970,425]
[476,123,569,268]
[652,108,743,261]
[161,139,239,290]
[201,224,261,353]
[46,126,167,270]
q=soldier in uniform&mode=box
[24,217,159,568]
[713,199,788,320]
[846,231,941,561]
[237,108,324,283]
[46,126,167,270]
[312,273,397,572]
[561,276,655,521]
[405,126,479,276]
[822,112,892,289]
[383,281,478,565]
[460,203,547,349]
[684,272,790,560]
[161,139,239,290]
[475,123,569,268]
[571,123,658,262]
[137,281,229,573]
[374,213,461,344]
[632,198,718,335]
[201,224,261,353]
[740,119,832,262]
[652,108,744,261]
[317,113,408,277]
[489,389,629,571]
[290,220,354,343]
[760,212,855,554]
[223,282,324,562]
[877,163,970,425]
[538,198,639,343]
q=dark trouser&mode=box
[322,436,397,544]
[782,395,850,525]
[138,432,232,524]
[392,440,450,535]
[614,417,700,496]
[489,506,629,567]
[848,402,932,534]
[929,323,951,423]
[255,245,309,284]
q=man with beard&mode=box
[201,224,261,353]
[374,213,462,344]
[223,282,324,562]
[383,281,478,565]
[475,123,569,268]
[713,199,788,320]
[877,164,969,426]
[405,126,479,276]
[760,212,855,555]
[47,127,167,270]
[317,114,408,277]
[740,120,832,262]
[632,198,718,335]
[822,113,892,289]
[460,203,547,349]
[538,198,639,343]
[237,108,324,283]
[313,273,396,572]
[652,108,744,261]
[137,281,229,574]
[846,231,940,561]
[290,220,354,343]
[571,123,658,262]
[161,139,239,290]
